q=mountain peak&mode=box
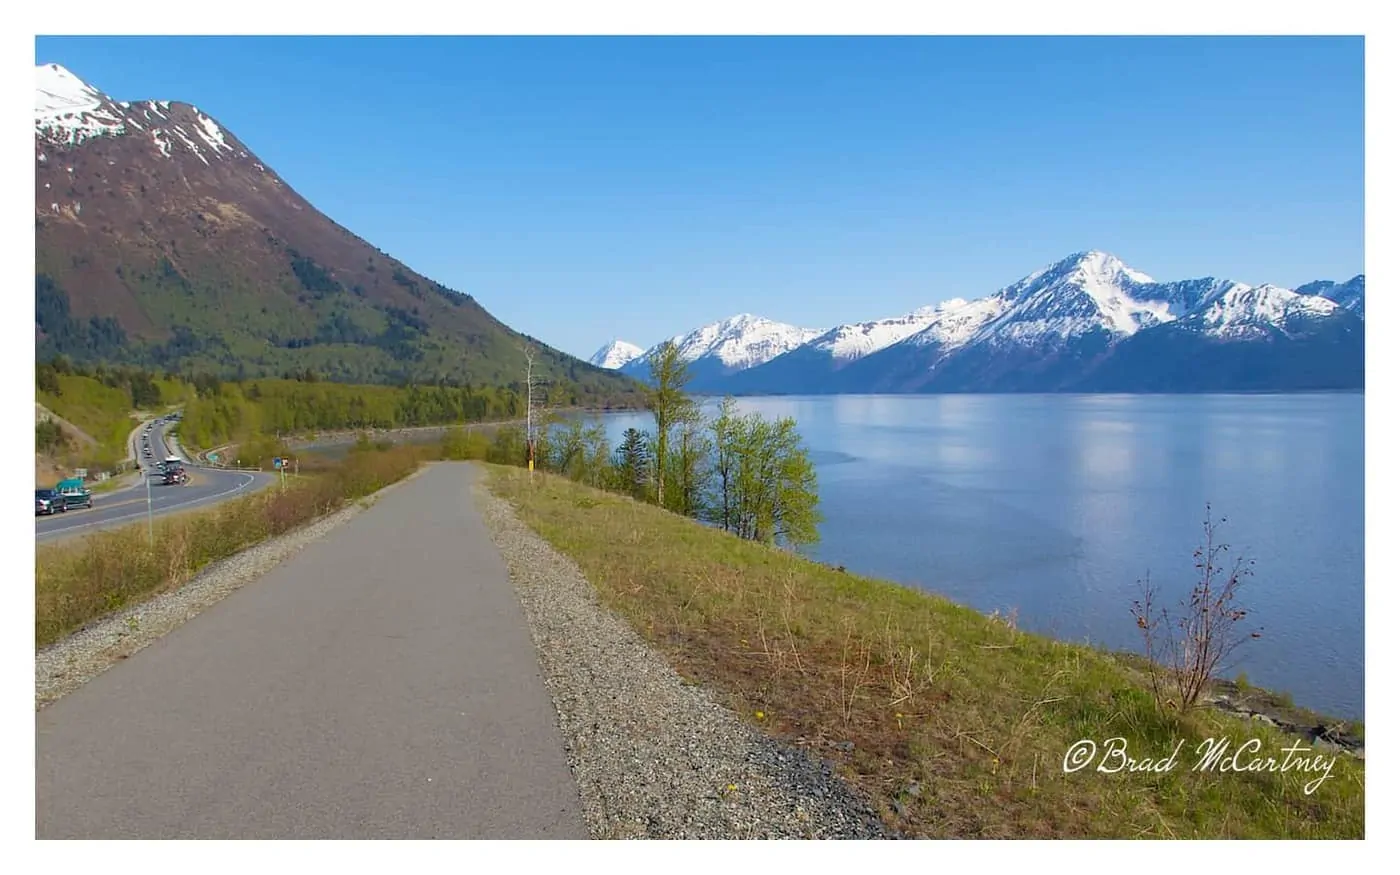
[619,312,823,377]
[35,64,241,164]
[715,313,768,330]
[35,63,102,114]
[588,339,644,370]
[1057,250,1155,285]
[35,63,128,146]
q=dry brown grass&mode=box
[486,465,1364,839]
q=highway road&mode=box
[36,463,587,839]
[36,418,273,544]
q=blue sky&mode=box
[35,36,1364,359]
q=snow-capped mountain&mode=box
[37,63,246,168]
[1190,283,1340,339]
[724,301,995,394]
[633,251,1364,394]
[810,307,942,364]
[589,339,644,369]
[1298,276,1366,318]
[621,314,823,388]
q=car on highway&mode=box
[35,488,65,515]
[160,457,188,482]
[54,478,94,510]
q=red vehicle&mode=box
[162,464,189,485]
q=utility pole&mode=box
[146,472,154,547]
[522,347,543,478]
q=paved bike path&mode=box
[36,463,587,839]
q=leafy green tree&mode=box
[128,371,162,408]
[579,422,613,489]
[666,406,714,518]
[708,397,741,532]
[645,341,697,506]
[487,425,528,466]
[729,413,822,548]
[36,363,61,396]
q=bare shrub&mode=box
[1130,504,1262,711]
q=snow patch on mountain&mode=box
[35,63,240,166]
[194,113,234,157]
[906,296,1011,347]
[1065,250,1165,333]
[589,339,644,369]
[1195,283,1338,338]
[35,64,128,146]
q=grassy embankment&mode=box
[35,444,431,649]
[36,372,194,480]
[483,464,1364,839]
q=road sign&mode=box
[273,458,284,469]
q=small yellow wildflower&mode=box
[755,710,766,720]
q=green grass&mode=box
[484,465,1364,839]
[37,374,138,468]
[35,444,432,648]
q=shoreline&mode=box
[809,555,1364,732]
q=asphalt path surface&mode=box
[35,462,587,839]
[36,420,273,544]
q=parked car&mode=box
[35,488,65,515]
[54,478,93,510]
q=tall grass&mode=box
[35,444,431,648]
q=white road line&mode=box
[36,472,259,540]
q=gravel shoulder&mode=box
[472,472,892,839]
[35,468,426,711]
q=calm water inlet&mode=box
[589,394,1365,720]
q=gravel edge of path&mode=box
[472,473,894,840]
[35,467,430,711]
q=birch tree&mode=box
[645,341,696,506]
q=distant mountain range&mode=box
[599,251,1364,393]
[33,63,638,400]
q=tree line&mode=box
[177,378,533,450]
[445,341,823,549]
[37,356,165,409]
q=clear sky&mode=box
[35,36,1364,359]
